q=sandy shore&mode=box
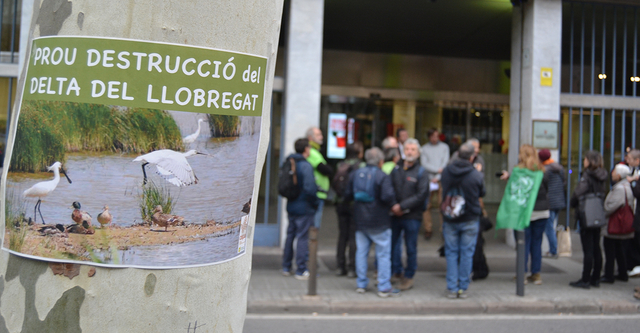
[3,221,241,261]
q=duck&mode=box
[38,224,65,236]
[71,201,92,226]
[97,205,112,228]
[242,199,251,214]
[151,205,184,231]
[66,221,94,234]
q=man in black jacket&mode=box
[390,138,430,291]
[344,147,398,297]
[440,143,485,299]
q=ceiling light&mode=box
[598,74,607,80]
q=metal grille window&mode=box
[563,1,640,96]
[0,0,21,155]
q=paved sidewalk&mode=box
[248,232,640,315]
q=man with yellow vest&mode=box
[307,127,333,228]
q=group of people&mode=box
[281,127,486,298]
[279,126,640,300]
[502,145,640,298]
[566,149,640,298]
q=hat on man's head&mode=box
[538,149,551,162]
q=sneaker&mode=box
[282,270,291,277]
[590,280,600,288]
[527,273,542,285]
[628,266,640,277]
[569,279,590,289]
[543,252,559,259]
[294,271,310,280]
[446,290,458,299]
[335,269,347,276]
[600,277,615,284]
[355,287,369,294]
[377,288,401,298]
[457,289,468,299]
[347,270,357,278]
[398,278,414,291]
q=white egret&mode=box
[183,119,205,145]
[133,149,207,187]
[23,161,72,224]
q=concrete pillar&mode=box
[280,0,325,246]
[282,0,325,157]
[0,1,283,331]
[392,100,416,139]
[507,0,563,247]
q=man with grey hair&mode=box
[450,138,485,176]
[382,136,398,150]
[390,138,430,291]
[440,142,485,299]
[382,136,400,175]
[306,127,332,229]
[344,147,398,297]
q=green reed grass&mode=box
[10,101,183,172]
[6,189,29,252]
[207,114,240,137]
[138,180,176,222]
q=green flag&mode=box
[496,167,544,230]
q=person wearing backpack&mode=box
[343,147,399,297]
[281,138,320,280]
[332,142,364,277]
[601,164,635,284]
[538,149,567,259]
[440,142,485,299]
[569,150,608,289]
[306,127,333,229]
[390,138,430,291]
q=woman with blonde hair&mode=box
[501,144,549,285]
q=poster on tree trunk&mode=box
[2,36,266,268]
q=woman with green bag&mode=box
[499,145,549,285]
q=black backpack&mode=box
[331,161,357,197]
[278,157,302,200]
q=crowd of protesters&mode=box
[279,126,640,300]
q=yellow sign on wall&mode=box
[541,67,553,86]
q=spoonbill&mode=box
[151,205,184,231]
[133,149,207,187]
[71,201,92,225]
[183,119,205,145]
[23,161,72,224]
[97,205,112,228]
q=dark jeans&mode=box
[626,231,640,269]
[603,237,629,280]
[524,219,547,274]
[579,228,602,283]
[391,218,420,279]
[336,202,356,273]
[282,214,313,275]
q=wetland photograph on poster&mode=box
[3,100,260,268]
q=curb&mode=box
[247,299,640,315]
